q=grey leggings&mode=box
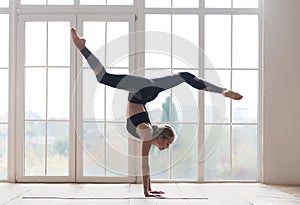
[81,47,224,104]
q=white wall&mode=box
[263,0,300,184]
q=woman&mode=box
[71,28,242,197]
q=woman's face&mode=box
[156,136,174,151]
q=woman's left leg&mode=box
[152,72,243,100]
[152,72,225,94]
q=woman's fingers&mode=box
[149,190,165,194]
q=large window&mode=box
[144,0,260,181]
[145,14,199,180]
[15,16,76,182]
[5,0,260,182]
[204,15,258,181]
[79,18,132,178]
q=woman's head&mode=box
[152,124,176,151]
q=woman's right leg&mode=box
[71,28,153,93]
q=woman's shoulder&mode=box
[136,123,154,141]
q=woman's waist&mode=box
[126,102,147,118]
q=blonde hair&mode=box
[152,124,176,141]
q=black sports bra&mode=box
[126,112,151,138]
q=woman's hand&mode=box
[144,192,163,198]
[149,190,165,195]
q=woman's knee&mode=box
[96,71,107,84]
[178,72,195,81]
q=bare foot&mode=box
[222,89,243,100]
[71,27,86,50]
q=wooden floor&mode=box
[0,183,300,205]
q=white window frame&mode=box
[13,2,138,183]
[16,15,77,182]
[75,14,136,183]
[140,0,263,182]
[4,0,262,183]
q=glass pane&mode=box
[25,68,46,120]
[106,69,128,121]
[83,22,106,66]
[83,123,105,176]
[0,0,9,7]
[145,15,171,68]
[48,68,70,120]
[233,15,259,68]
[107,22,129,68]
[0,125,8,179]
[205,0,231,8]
[233,0,258,8]
[81,0,132,5]
[48,22,70,66]
[21,0,73,4]
[145,69,172,123]
[145,53,172,69]
[232,70,258,123]
[25,121,46,176]
[205,15,231,68]
[21,0,46,5]
[172,15,198,69]
[106,123,128,176]
[47,122,69,176]
[172,70,198,123]
[48,0,73,5]
[205,70,230,123]
[146,0,198,8]
[204,125,230,180]
[173,0,199,8]
[107,0,133,5]
[145,14,171,40]
[145,0,171,8]
[0,70,8,122]
[0,15,9,67]
[80,0,105,5]
[25,22,47,66]
[171,124,198,180]
[232,125,257,180]
[147,93,172,123]
[83,69,105,121]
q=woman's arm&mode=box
[141,141,152,196]
[148,174,151,191]
[137,123,162,197]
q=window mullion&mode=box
[200,0,204,9]
[198,10,205,182]
[104,21,108,176]
[170,3,174,179]
[8,0,17,182]
[44,21,48,176]
[230,13,233,180]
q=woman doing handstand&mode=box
[71,28,243,197]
